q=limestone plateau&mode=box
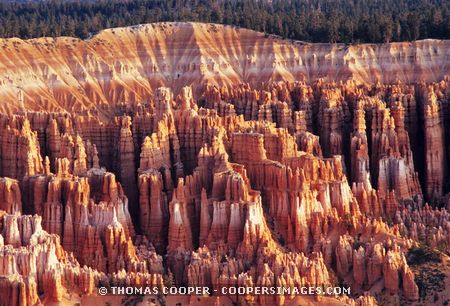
[0,22,449,306]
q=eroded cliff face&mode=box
[0,23,449,306]
[0,22,449,115]
[1,79,450,305]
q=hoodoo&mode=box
[0,22,448,306]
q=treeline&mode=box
[1,0,450,43]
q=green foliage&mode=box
[406,245,442,266]
[162,270,174,288]
[342,213,352,229]
[352,241,365,250]
[1,0,450,43]
[122,296,144,306]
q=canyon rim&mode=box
[0,21,449,306]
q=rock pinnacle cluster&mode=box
[0,22,449,306]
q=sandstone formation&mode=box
[0,23,449,115]
[0,22,449,306]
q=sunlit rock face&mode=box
[0,22,449,115]
[0,22,449,306]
